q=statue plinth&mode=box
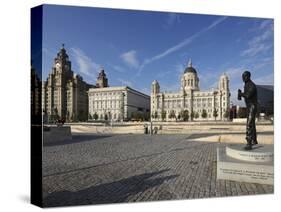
[226,144,273,162]
[217,144,274,185]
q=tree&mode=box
[194,112,199,119]
[161,110,167,121]
[135,112,143,121]
[168,110,176,119]
[182,110,189,121]
[104,113,108,121]
[78,110,85,121]
[237,108,247,118]
[93,112,98,120]
[131,112,136,120]
[224,109,230,120]
[190,111,194,120]
[201,109,207,119]
[144,112,150,121]
[213,108,218,120]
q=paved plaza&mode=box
[42,133,273,207]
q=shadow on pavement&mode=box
[43,134,112,147]
[43,169,178,207]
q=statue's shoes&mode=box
[252,140,258,145]
[244,145,252,150]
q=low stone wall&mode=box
[157,124,273,134]
[70,125,145,134]
[43,126,72,144]
[69,122,273,135]
[232,118,247,123]
[68,122,273,145]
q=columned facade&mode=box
[151,59,230,121]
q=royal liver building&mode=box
[42,45,93,122]
[151,59,230,121]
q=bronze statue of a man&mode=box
[238,71,258,150]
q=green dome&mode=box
[184,66,197,74]
[184,59,197,74]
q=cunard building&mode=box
[42,45,94,122]
[151,59,230,121]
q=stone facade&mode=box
[151,59,230,121]
[42,45,93,122]
[88,86,150,121]
[31,65,41,117]
[96,70,108,88]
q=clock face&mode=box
[56,63,61,68]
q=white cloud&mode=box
[156,70,173,78]
[241,20,273,57]
[161,83,180,92]
[241,43,272,57]
[259,19,273,30]
[225,67,245,80]
[117,78,133,87]
[140,87,150,95]
[138,16,227,75]
[249,29,272,46]
[112,65,126,73]
[42,47,56,58]
[253,73,274,85]
[175,63,186,80]
[252,56,273,71]
[70,47,101,77]
[120,50,140,68]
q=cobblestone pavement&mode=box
[42,134,273,207]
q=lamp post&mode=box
[150,118,153,135]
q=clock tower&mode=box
[96,69,109,88]
[43,44,92,122]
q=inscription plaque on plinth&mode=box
[217,145,274,185]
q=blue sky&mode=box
[41,4,274,106]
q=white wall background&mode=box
[0,0,280,211]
